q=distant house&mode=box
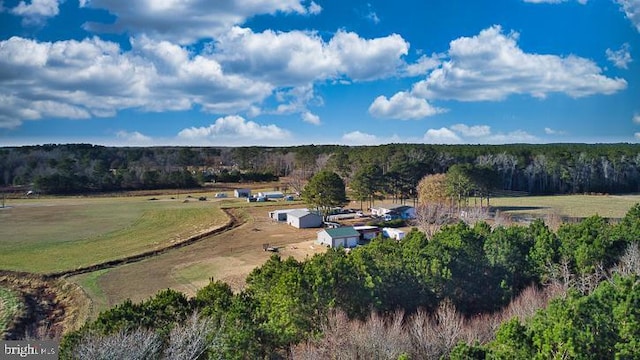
[370,205,416,220]
[353,225,381,241]
[234,188,251,198]
[258,191,284,199]
[383,227,406,240]
[287,210,323,229]
[317,227,360,248]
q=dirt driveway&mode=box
[72,204,326,312]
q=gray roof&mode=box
[323,227,360,238]
[288,209,319,218]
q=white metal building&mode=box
[287,210,323,229]
[317,227,360,248]
[383,227,406,240]
[234,188,251,198]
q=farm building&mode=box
[258,191,284,199]
[268,208,309,221]
[317,227,360,248]
[383,227,406,240]
[353,225,381,241]
[234,188,251,198]
[287,210,323,229]
[370,204,416,220]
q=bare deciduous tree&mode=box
[416,203,454,239]
[292,310,409,360]
[73,328,162,360]
[612,242,640,277]
[295,284,563,359]
[459,206,490,226]
[408,299,464,359]
[164,312,224,360]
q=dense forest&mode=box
[58,205,640,359]
[1,143,640,195]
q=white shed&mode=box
[371,205,416,220]
[234,188,251,198]
[383,227,406,240]
[317,227,360,248]
[287,210,323,229]
[353,225,381,241]
[269,208,309,221]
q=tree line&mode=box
[58,205,640,358]
[2,143,640,194]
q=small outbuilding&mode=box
[287,210,323,229]
[383,227,406,240]
[371,205,416,220]
[268,208,309,222]
[258,191,284,199]
[317,227,360,248]
[234,188,251,198]
[353,225,381,241]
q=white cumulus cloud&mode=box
[342,131,378,145]
[301,111,321,125]
[544,127,566,135]
[177,115,291,141]
[606,43,633,69]
[327,31,409,81]
[404,53,444,76]
[450,124,491,137]
[80,0,322,44]
[368,91,445,120]
[423,123,538,144]
[615,0,640,32]
[9,0,60,25]
[0,36,273,128]
[116,130,153,144]
[633,113,640,124]
[213,27,409,84]
[423,128,462,144]
[412,25,627,101]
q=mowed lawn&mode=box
[489,194,640,219]
[0,196,228,274]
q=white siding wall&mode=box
[317,231,332,247]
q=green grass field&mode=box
[488,194,640,219]
[0,195,230,273]
[1,192,638,278]
[0,286,24,337]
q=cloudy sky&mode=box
[1,0,639,146]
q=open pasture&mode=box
[489,194,640,219]
[5,191,639,320]
[70,204,325,314]
[0,194,231,274]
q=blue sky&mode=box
[1,0,639,146]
